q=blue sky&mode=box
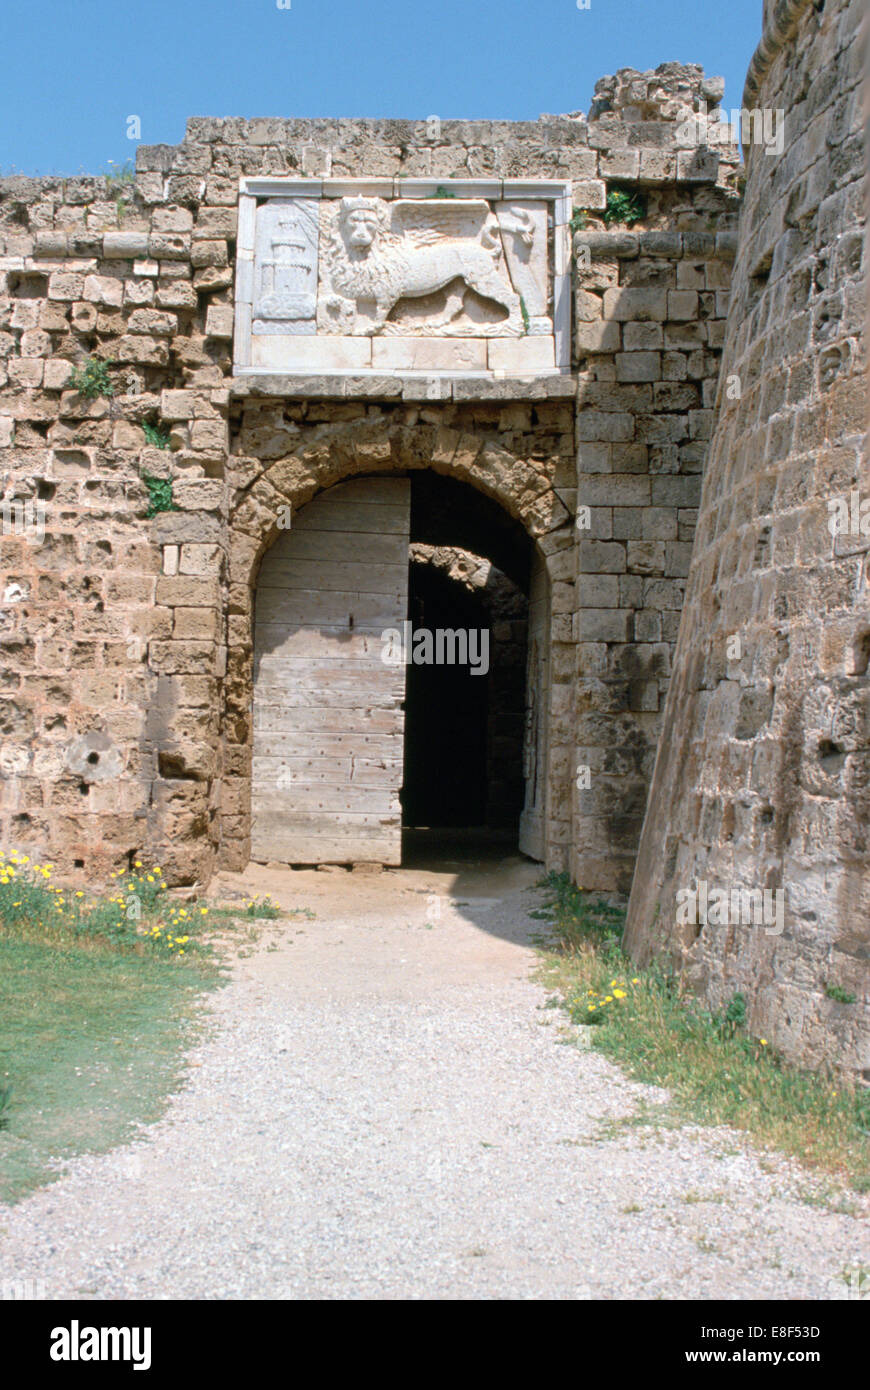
[2,0,762,175]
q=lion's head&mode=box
[338,196,389,253]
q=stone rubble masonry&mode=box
[4,41,862,1075]
[624,0,869,1076]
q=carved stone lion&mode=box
[318,196,524,336]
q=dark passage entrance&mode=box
[401,473,531,841]
[401,563,489,826]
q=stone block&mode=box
[603,287,668,321]
[574,319,621,353]
[191,240,228,268]
[577,539,627,573]
[250,336,372,371]
[615,351,661,382]
[371,337,486,371]
[102,232,150,259]
[572,180,607,210]
[83,274,124,306]
[160,389,197,420]
[205,305,235,339]
[575,608,633,642]
[667,290,699,320]
[47,272,84,301]
[575,411,634,442]
[622,322,662,350]
[487,338,555,372]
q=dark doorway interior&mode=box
[401,473,532,839]
[401,563,489,826]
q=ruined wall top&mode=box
[586,63,726,122]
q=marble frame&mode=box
[234,177,572,380]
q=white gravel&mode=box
[0,855,867,1300]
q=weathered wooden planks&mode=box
[252,476,410,865]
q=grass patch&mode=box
[535,872,870,1192]
[0,849,228,1202]
[0,937,215,1202]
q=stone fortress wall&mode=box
[625,0,868,1076]
[0,7,865,1074]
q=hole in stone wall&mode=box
[818,739,846,774]
[74,858,84,869]
[9,272,48,298]
[748,253,772,304]
[847,629,870,677]
[158,750,201,781]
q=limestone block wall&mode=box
[571,212,737,891]
[624,0,868,1075]
[0,64,739,890]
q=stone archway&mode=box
[220,417,573,872]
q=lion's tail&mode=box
[481,213,503,260]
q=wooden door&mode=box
[518,549,549,861]
[251,476,411,864]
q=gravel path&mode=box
[0,855,866,1300]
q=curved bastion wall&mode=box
[624,0,868,1075]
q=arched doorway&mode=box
[249,471,549,866]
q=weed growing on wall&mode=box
[143,421,172,449]
[104,159,135,189]
[141,474,177,517]
[602,185,647,226]
[68,356,114,399]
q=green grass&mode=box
[0,937,217,1203]
[0,850,224,1202]
[535,872,870,1192]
